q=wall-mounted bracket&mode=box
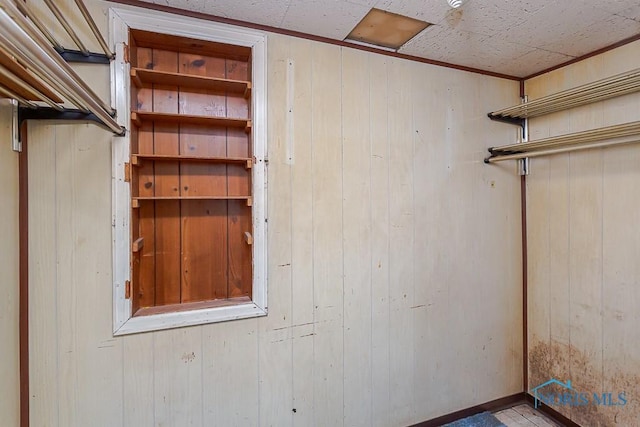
[487,113,525,128]
[9,99,21,152]
[518,100,530,176]
[55,47,112,64]
[18,106,126,138]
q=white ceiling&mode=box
[134,0,640,77]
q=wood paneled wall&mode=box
[526,39,640,427]
[0,101,20,427]
[0,2,523,426]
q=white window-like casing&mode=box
[109,7,267,335]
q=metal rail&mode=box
[486,138,640,163]
[42,0,90,56]
[489,68,640,120]
[0,0,124,135]
[73,0,114,58]
[485,121,640,163]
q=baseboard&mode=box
[410,393,527,427]
[524,393,581,427]
[410,391,583,427]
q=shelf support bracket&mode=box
[518,97,530,176]
[9,99,21,152]
[487,113,525,128]
[56,47,112,64]
[18,106,126,136]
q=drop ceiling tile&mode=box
[512,0,614,53]
[436,0,532,37]
[616,4,640,22]
[281,0,372,39]
[130,0,640,78]
[541,13,640,57]
[399,25,489,62]
[585,0,640,15]
[506,48,574,77]
[374,0,453,25]
[399,24,537,73]
[137,0,291,27]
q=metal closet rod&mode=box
[73,0,114,58]
[506,82,640,117]
[0,39,90,114]
[0,84,37,108]
[13,0,63,52]
[490,121,640,153]
[0,62,63,111]
[0,0,123,135]
[486,138,640,163]
[42,0,89,56]
[490,68,640,118]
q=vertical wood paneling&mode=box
[601,144,640,426]
[311,41,344,427]
[226,58,252,298]
[68,125,124,426]
[202,320,259,426]
[342,47,372,427]
[28,124,59,426]
[152,50,182,305]
[288,36,315,427]
[369,53,391,427]
[152,328,203,426]
[134,46,156,310]
[180,52,227,301]
[177,52,229,302]
[257,33,293,427]
[55,127,79,427]
[387,57,415,426]
[123,334,155,427]
[526,38,640,425]
[0,102,19,427]
[412,64,448,420]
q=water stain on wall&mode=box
[529,339,639,427]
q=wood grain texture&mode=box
[387,56,415,426]
[369,53,391,427]
[288,36,315,427]
[226,55,252,298]
[258,34,293,427]
[28,123,59,426]
[311,41,344,427]
[342,47,373,427]
[0,102,20,427]
[177,52,228,303]
[525,38,640,426]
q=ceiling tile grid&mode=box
[133,0,640,77]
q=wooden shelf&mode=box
[131,111,251,131]
[132,196,252,208]
[132,154,252,169]
[131,68,251,99]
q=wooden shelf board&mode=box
[133,196,252,206]
[132,154,252,168]
[130,29,251,62]
[131,111,250,130]
[132,196,251,201]
[131,68,251,98]
[134,296,252,317]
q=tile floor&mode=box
[494,404,561,427]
